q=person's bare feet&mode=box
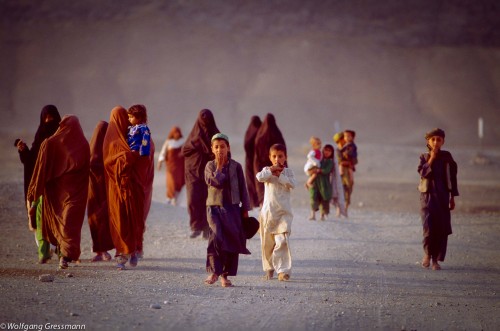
[432,261,441,270]
[278,273,290,281]
[220,274,233,287]
[204,273,218,285]
[262,270,274,280]
[421,255,430,268]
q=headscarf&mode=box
[253,113,286,205]
[88,121,114,253]
[243,116,262,208]
[27,115,90,261]
[167,126,183,140]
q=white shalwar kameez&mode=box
[256,166,296,275]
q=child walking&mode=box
[256,143,296,281]
[204,133,251,287]
[304,136,322,188]
[418,128,458,270]
[127,104,151,156]
[309,144,335,221]
[338,130,357,213]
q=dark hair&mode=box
[270,143,287,156]
[323,144,334,159]
[127,104,147,123]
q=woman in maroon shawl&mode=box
[27,115,90,269]
[157,126,185,205]
[182,109,220,239]
[87,121,114,262]
[103,106,154,270]
[253,113,286,205]
[243,116,262,209]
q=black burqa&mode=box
[182,109,220,232]
[18,105,61,204]
[253,113,286,205]
[243,116,262,209]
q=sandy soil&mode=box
[0,135,499,331]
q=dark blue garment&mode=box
[127,124,151,156]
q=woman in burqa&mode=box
[243,116,262,209]
[27,115,90,269]
[253,113,286,206]
[182,109,220,239]
[16,105,61,203]
[157,126,185,205]
[103,106,154,270]
[16,104,61,263]
[87,121,114,262]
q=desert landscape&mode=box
[1,1,500,330]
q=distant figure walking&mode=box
[243,116,262,209]
[418,128,458,271]
[87,121,114,262]
[157,126,185,206]
[253,113,286,206]
[182,109,220,239]
[309,144,335,221]
[27,115,90,269]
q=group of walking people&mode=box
[15,104,458,283]
[17,105,154,270]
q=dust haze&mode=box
[1,0,500,149]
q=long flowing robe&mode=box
[87,121,114,253]
[243,116,261,209]
[418,150,459,262]
[103,106,154,256]
[18,105,61,204]
[27,115,90,261]
[182,109,219,232]
[159,127,185,200]
[253,113,286,206]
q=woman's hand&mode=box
[449,196,456,210]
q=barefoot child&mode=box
[256,143,296,281]
[418,128,458,270]
[204,133,251,287]
[304,136,322,188]
[309,144,335,221]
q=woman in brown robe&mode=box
[27,115,90,269]
[157,126,185,205]
[87,121,114,262]
[253,113,286,206]
[243,116,262,209]
[182,109,220,239]
[103,106,154,270]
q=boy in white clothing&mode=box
[256,143,296,281]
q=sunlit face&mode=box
[128,114,140,126]
[427,135,445,150]
[323,148,333,159]
[269,149,287,167]
[211,139,229,158]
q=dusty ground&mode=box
[0,135,499,331]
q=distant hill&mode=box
[1,0,499,147]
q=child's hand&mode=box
[270,164,284,176]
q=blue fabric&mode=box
[127,124,151,156]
